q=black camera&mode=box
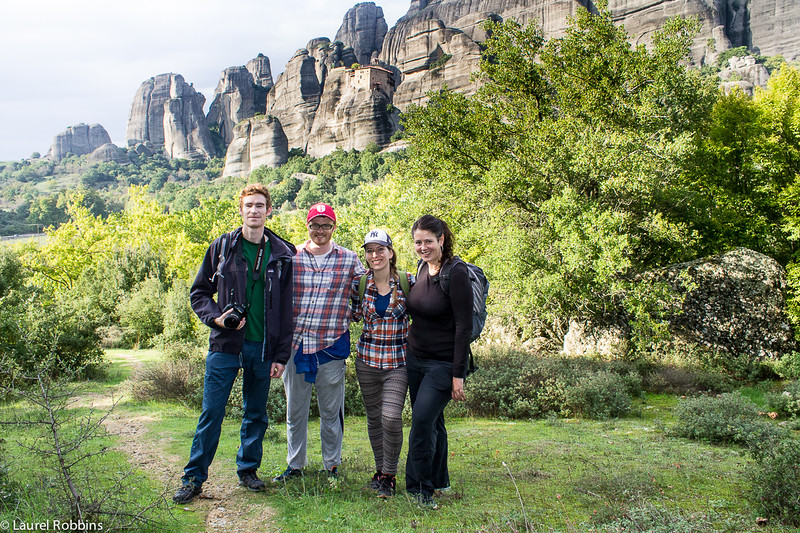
[222,302,246,329]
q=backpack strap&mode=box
[357,274,368,302]
[397,271,410,295]
[437,256,463,296]
[212,232,231,282]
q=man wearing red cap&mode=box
[274,203,366,482]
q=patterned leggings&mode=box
[355,358,408,476]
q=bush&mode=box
[774,351,800,379]
[748,438,800,526]
[766,380,800,419]
[130,357,204,405]
[460,347,641,419]
[669,392,786,446]
[641,365,736,394]
[564,371,633,419]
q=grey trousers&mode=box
[282,354,346,470]
[355,358,408,476]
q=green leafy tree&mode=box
[398,6,718,344]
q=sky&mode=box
[0,0,412,162]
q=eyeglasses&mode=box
[309,223,334,231]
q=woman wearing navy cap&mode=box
[351,228,414,498]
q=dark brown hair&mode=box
[411,214,454,263]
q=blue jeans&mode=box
[182,340,271,486]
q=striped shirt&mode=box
[292,241,366,354]
[351,271,414,369]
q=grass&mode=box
[1,350,795,532]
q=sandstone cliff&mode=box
[334,2,389,66]
[48,123,112,162]
[222,116,289,177]
[207,66,264,146]
[126,73,216,160]
[306,66,398,158]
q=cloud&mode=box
[0,0,410,161]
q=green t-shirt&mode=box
[241,238,272,342]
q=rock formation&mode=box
[718,55,770,96]
[306,66,398,158]
[265,48,325,152]
[246,53,275,90]
[207,66,264,147]
[746,0,800,60]
[382,18,484,111]
[222,116,289,177]
[334,2,389,66]
[563,248,796,362]
[48,123,112,161]
[89,143,130,164]
[126,73,216,160]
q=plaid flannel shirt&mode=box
[351,271,414,369]
[292,241,365,354]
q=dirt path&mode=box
[79,353,278,532]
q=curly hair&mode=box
[239,183,272,210]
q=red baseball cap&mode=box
[307,203,337,223]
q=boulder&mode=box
[89,143,130,164]
[306,65,398,158]
[126,73,216,159]
[222,116,289,177]
[48,123,112,161]
[563,248,796,362]
[334,2,389,66]
[718,55,770,89]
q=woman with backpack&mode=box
[404,214,472,510]
[351,228,414,498]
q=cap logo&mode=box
[369,230,380,238]
[317,205,325,213]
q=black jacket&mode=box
[190,226,296,364]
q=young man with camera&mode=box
[173,184,296,503]
[273,203,365,482]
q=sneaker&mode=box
[238,469,267,492]
[272,466,303,483]
[369,471,383,490]
[326,466,339,479]
[378,475,396,499]
[172,483,202,503]
[415,493,439,510]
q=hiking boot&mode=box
[369,471,383,490]
[415,493,439,510]
[326,466,339,479]
[378,474,396,499]
[172,483,202,503]
[238,469,267,492]
[272,466,303,483]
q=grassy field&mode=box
[0,350,795,532]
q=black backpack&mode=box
[428,256,489,375]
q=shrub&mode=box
[130,357,204,405]
[461,347,641,419]
[670,392,786,446]
[766,380,800,419]
[641,365,736,394]
[564,371,633,419]
[774,351,800,379]
[747,438,800,526]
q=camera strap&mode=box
[251,235,266,281]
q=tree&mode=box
[398,5,718,343]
